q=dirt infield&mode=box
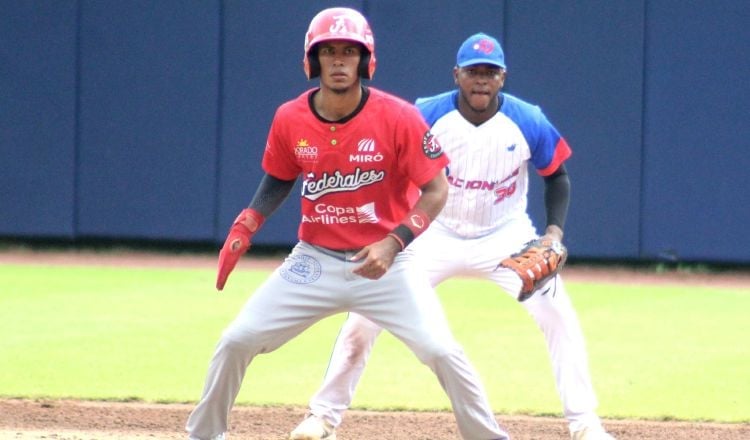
[2,399,750,440]
[1,248,749,439]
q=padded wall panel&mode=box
[506,2,645,259]
[641,1,750,263]
[75,0,220,241]
[0,1,77,237]
[368,0,505,103]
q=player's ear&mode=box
[453,66,460,84]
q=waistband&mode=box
[306,242,362,262]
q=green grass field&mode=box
[1,263,748,423]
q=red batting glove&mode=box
[216,208,265,291]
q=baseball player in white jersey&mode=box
[185,11,510,440]
[290,33,616,440]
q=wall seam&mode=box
[213,0,226,244]
[638,0,648,259]
[73,0,83,240]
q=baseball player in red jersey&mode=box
[185,9,509,440]
[291,33,616,440]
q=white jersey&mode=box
[416,90,572,238]
[429,109,530,237]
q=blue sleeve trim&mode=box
[500,93,567,171]
[415,90,459,127]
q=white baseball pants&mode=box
[186,241,509,440]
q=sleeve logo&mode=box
[422,130,444,159]
[409,214,426,230]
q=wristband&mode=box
[216,207,266,291]
[389,208,431,250]
[387,232,406,251]
[234,207,265,235]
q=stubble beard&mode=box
[329,83,354,95]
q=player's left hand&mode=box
[350,237,401,280]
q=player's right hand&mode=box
[350,236,401,280]
[216,208,265,291]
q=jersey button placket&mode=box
[330,125,337,146]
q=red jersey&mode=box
[262,86,449,250]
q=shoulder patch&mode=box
[421,130,444,159]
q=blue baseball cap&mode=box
[456,32,506,69]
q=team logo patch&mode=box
[421,130,444,159]
[280,254,322,284]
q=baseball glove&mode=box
[498,238,568,301]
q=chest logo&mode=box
[294,138,319,162]
[302,168,386,201]
[350,138,383,163]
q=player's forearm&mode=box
[387,172,448,250]
[412,172,449,220]
[247,173,297,218]
[543,165,570,232]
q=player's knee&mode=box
[413,339,462,366]
[219,323,279,356]
[338,327,380,366]
[209,335,256,369]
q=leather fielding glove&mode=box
[216,208,265,291]
[498,238,568,301]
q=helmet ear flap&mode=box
[307,46,321,79]
[358,52,371,80]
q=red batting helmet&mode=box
[303,7,377,80]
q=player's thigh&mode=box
[222,247,341,350]
[354,256,459,361]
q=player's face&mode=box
[317,41,362,94]
[454,64,506,120]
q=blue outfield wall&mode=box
[0,1,78,237]
[640,1,750,263]
[1,0,748,264]
[75,0,220,241]
[505,2,646,260]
